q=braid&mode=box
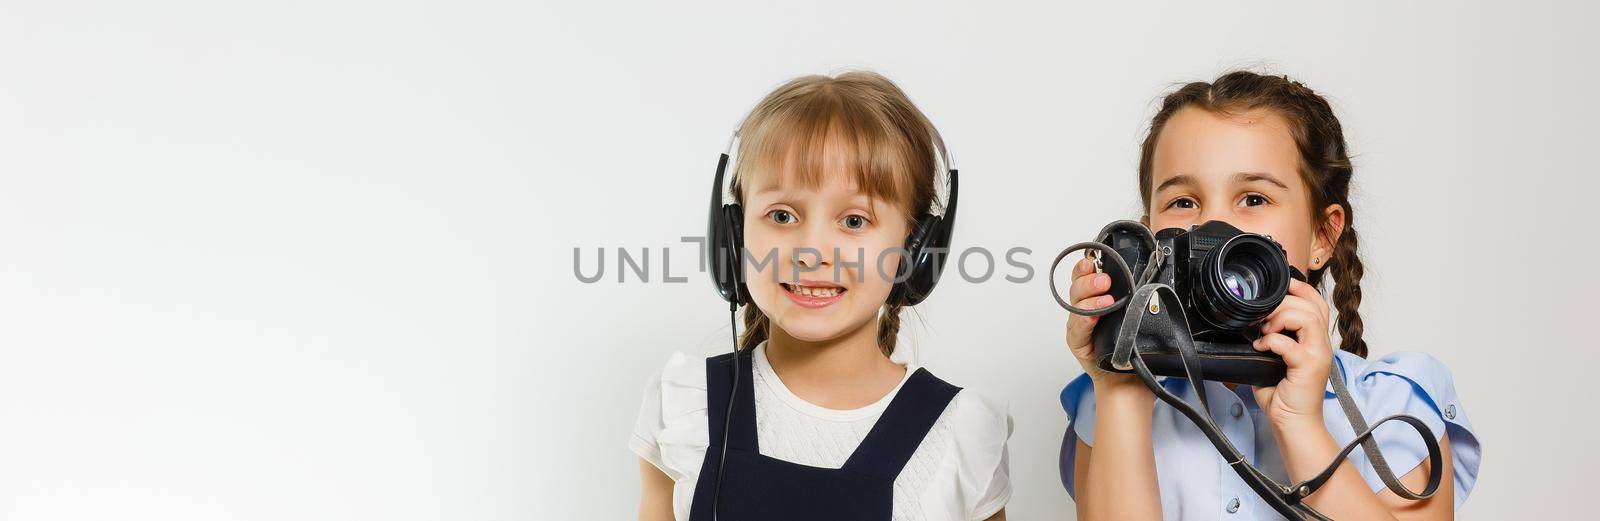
[737,304,769,352]
[1328,225,1368,357]
[876,301,904,358]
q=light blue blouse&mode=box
[1060,350,1481,520]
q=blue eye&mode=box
[768,209,796,225]
[841,215,868,230]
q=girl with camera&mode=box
[1059,71,1482,520]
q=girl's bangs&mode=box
[734,105,926,220]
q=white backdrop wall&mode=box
[1,1,1595,519]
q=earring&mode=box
[1312,256,1320,268]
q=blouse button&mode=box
[1230,402,1244,418]
[1226,497,1241,513]
[1445,404,1457,420]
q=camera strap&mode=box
[1114,283,1445,520]
[1327,355,1440,501]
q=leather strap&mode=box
[1048,220,1163,317]
[1050,240,1137,317]
[1113,283,1209,414]
[1328,358,1444,500]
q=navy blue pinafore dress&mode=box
[687,351,961,521]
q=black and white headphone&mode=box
[705,131,960,308]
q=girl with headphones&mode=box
[630,71,1012,521]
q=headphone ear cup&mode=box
[723,204,748,304]
[893,215,944,306]
[708,203,744,304]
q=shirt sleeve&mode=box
[1057,373,1095,499]
[1337,351,1482,507]
[949,390,1013,520]
[628,351,709,482]
[629,362,667,472]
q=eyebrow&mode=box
[1233,171,1290,191]
[750,186,877,209]
[1153,172,1291,193]
[1153,174,1197,194]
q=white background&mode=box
[2,1,1595,519]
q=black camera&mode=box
[1049,220,1447,520]
[1055,220,1305,386]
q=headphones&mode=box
[706,132,960,307]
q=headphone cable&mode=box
[711,301,738,521]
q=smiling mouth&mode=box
[780,283,846,298]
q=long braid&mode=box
[1328,225,1368,357]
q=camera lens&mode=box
[1220,260,1266,301]
[1197,234,1291,329]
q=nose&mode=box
[791,222,835,269]
[787,218,838,273]
[793,250,828,269]
[1198,207,1231,227]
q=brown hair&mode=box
[728,71,943,357]
[1137,71,1368,357]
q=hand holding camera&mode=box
[1061,254,1130,384]
[1251,278,1335,428]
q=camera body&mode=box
[1090,220,1305,386]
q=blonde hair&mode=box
[729,71,944,357]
